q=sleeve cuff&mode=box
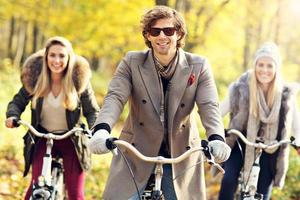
[208,134,225,142]
[93,123,111,135]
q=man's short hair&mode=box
[141,6,187,48]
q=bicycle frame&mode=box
[109,139,225,200]
[16,120,89,200]
[227,129,297,200]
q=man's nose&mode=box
[158,30,167,37]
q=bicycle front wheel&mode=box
[51,159,65,200]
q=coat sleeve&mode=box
[6,87,31,119]
[195,58,225,139]
[92,54,132,129]
[80,82,100,128]
[291,97,300,144]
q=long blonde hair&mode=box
[249,67,283,117]
[32,36,78,110]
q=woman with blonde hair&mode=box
[5,36,99,199]
[218,42,300,200]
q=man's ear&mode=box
[145,32,151,40]
[177,31,183,41]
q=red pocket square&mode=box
[187,74,195,86]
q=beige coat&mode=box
[94,49,224,200]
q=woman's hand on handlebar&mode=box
[5,117,19,128]
[294,137,300,155]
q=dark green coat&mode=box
[6,50,100,176]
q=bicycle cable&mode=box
[236,139,247,190]
[116,146,143,200]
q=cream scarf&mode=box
[243,87,282,180]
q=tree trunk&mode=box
[175,0,191,11]
[155,0,168,6]
[7,16,15,59]
[90,54,99,71]
[243,25,252,71]
[13,20,27,68]
[274,0,282,44]
[32,21,39,53]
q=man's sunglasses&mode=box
[148,27,177,37]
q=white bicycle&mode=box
[102,137,225,200]
[13,119,91,200]
[226,129,299,200]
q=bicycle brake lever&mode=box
[201,140,212,160]
[290,136,300,150]
[106,137,118,155]
[106,137,117,149]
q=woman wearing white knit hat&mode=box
[217,42,300,200]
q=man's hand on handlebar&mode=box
[88,129,114,154]
[208,140,231,163]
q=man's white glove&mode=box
[208,140,231,163]
[88,129,112,154]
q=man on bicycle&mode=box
[89,5,231,200]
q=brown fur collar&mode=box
[21,50,91,94]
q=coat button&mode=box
[180,103,185,108]
[142,99,147,104]
[186,146,191,150]
[139,122,144,126]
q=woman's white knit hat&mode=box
[253,42,281,67]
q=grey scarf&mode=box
[244,87,282,182]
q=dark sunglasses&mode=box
[148,27,177,37]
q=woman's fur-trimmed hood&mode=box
[21,50,91,94]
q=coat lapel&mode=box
[138,50,161,116]
[168,49,192,130]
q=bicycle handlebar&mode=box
[16,119,91,140]
[108,138,225,174]
[226,129,297,149]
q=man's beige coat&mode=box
[94,49,224,200]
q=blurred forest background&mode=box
[0,0,300,199]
